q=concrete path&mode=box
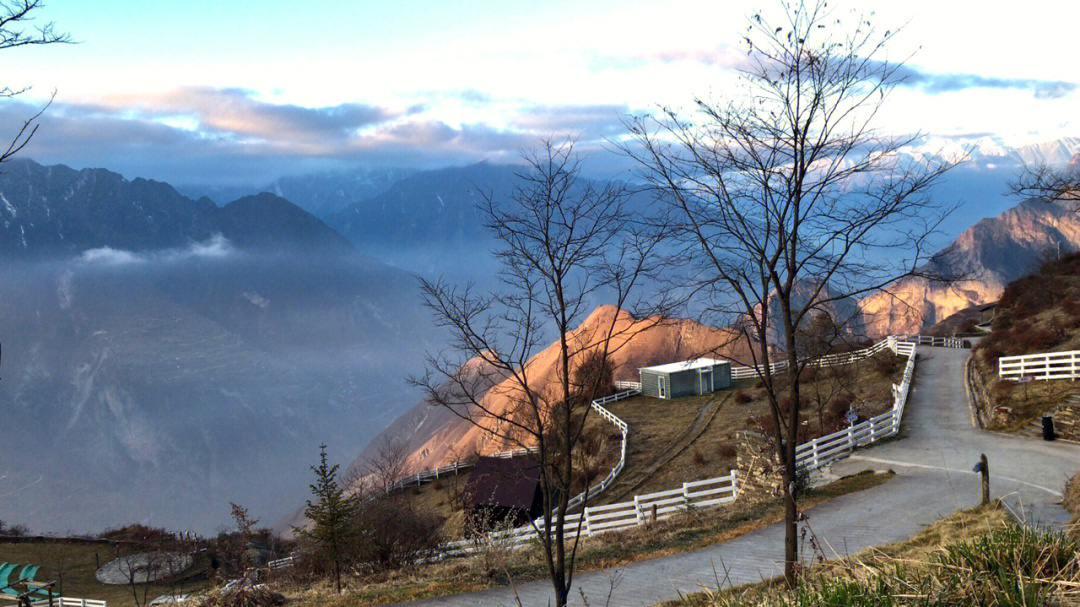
[405,347,1080,606]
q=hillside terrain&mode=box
[349,305,762,480]
[968,253,1080,430]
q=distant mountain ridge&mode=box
[328,162,521,273]
[860,198,1080,335]
[0,159,350,258]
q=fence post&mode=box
[812,440,819,468]
[731,469,738,499]
[583,506,592,536]
[682,482,691,510]
[847,424,854,452]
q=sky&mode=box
[2,0,1078,186]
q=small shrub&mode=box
[734,390,752,404]
[871,354,901,376]
[691,450,707,466]
[1062,296,1080,318]
[716,443,737,459]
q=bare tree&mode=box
[0,1,71,165]
[1010,160,1080,207]
[412,137,671,606]
[365,436,412,494]
[624,1,955,585]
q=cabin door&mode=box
[699,370,713,394]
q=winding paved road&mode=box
[406,346,1080,606]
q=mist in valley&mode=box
[0,240,437,533]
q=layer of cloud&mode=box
[595,45,1076,100]
[511,104,629,139]
[101,87,397,145]
[889,65,1076,99]
[2,90,638,185]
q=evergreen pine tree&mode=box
[296,444,358,594]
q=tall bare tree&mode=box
[412,138,670,606]
[0,1,70,165]
[624,0,955,585]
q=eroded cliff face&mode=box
[861,199,1080,336]
[354,305,761,477]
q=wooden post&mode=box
[980,453,990,505]
[651,503,658,524]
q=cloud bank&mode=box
[4,87,635,186]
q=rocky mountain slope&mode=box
[860,197,1080,335]
[350,305,761,478]
[328,162,520,275]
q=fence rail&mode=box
[30,599,107,607]
[565,389,636,510]
[999,350,1080,381]
[381,446,540,494]
[793,336,920,471]
[443,470,738,555]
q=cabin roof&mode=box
[639,357,729,374]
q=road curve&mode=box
[404,346,1080,606]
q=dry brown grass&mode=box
[598,353,903,500]
[662,502,1013,606]
[969,254,1080,431]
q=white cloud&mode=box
[79,234,235,265]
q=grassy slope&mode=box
[971,253,1080,430]
[598,352,904,502]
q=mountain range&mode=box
[4,139,1080,534]
[0,160,437,533]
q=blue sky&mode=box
[2,0,1078,186]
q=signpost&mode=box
[844,407,858,426]
[1019,375,1033,400]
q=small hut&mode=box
[466,456,544,527]
[639,358,732,399]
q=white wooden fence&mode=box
[381,446,540,494]
[794,337,918,471]
[442,470,738,555]
[999,350,1080,381]
[730,339,894,380]
[30,599,107,607]
[565,389,635,510]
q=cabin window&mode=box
[658,376,667,398]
